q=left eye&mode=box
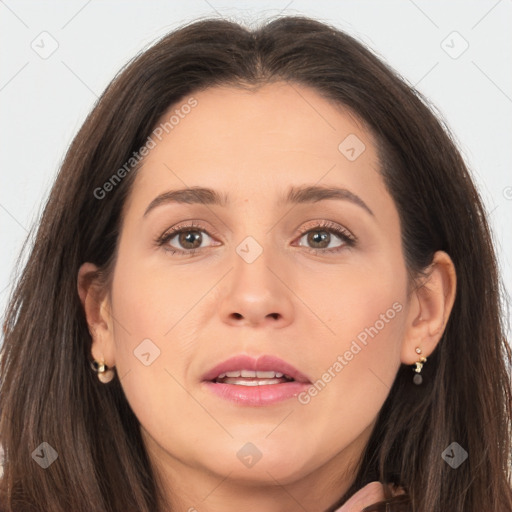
[161,228,214,252]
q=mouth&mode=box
[202,354,311,384]
[201,354,312,406]
[212,369,296,386]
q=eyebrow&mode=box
[143,185,374,217]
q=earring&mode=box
[413,347,427,385]
[90,359,115,383]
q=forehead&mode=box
[149,82,375,162]
[124,81,389,219]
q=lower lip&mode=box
[202,380,311,406]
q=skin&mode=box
[78,82,456,512]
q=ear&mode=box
[77,262,116,367]
[401,250,457,364]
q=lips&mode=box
[201,354,312,406]
[201,354,312,384]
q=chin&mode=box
[200,438,314,485]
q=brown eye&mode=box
[299,230,342,250]
[175,230,203,250]
[295,222,355,254]
[155,221,221,256]
[164,229,214,252]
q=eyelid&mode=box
[158,220,221,241]
[294,219,356,242]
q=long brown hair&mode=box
[1,15,511,512]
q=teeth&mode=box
[221,378,285,386]
[256,370,277,378]
[218,370,287,379]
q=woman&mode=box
[1,15,511,512]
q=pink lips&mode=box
[201,354,312,407]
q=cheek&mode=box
[298,261,406,414]
[307,259,406,350]
[110,242,213,349]
[106,256,188,419]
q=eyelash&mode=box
[154,220,357,257]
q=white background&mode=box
[1,0,511,343]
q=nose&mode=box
[218,247,294,329]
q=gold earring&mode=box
[413,347,427,385]
[90,359,115,383]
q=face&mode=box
[96,82,412,497]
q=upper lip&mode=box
[202,354,312,383]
